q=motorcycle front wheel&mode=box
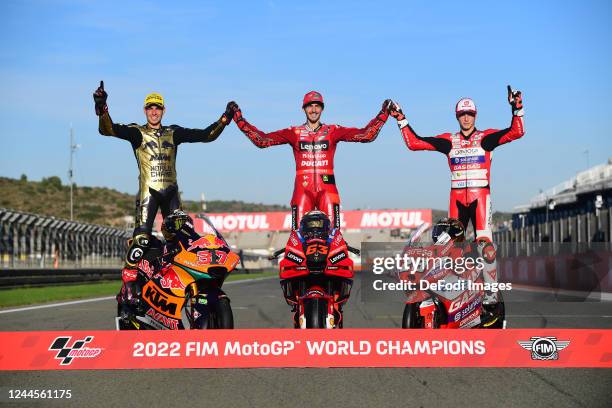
[401,302,422,328]
[304,297,328,328]
[210,297,234,329]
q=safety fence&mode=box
[0,208,130,269]
[493,207,611,258]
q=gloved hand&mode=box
[388,100,405,120]
[507,85,523,116]
[381,99,393,113]
[93,80,108,116]
[221,101,235,125]
[227,101,243,123]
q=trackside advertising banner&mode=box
[156,209,432,233]
[0,329,610,370]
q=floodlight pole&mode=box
[69,124,78,221]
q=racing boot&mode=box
[116,267,142,329]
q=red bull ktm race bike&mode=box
[116,217,240,330]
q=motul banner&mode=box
[158,209,432,233]
[0,329,610,370]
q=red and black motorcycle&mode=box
[270,211,359,329]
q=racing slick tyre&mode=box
[401,302,422,328]
[304,298,328,328]
[211,297,234,329]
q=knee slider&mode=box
[125,233,151,266]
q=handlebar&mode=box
[268,248,286,260]
[347,245,361,255]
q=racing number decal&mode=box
[197,250,228,265]
[306,244,328,255]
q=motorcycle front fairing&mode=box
[279,229,353,279]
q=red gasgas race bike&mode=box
[398,239,505,329]
[270,227,360,329]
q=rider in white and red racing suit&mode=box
[390,87,525,240]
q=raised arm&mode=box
[229,102,293,148]
[481,86,525,151]
[333,100,391,143]
[93,81,141,147]
[389,101,452,154]
[173,103,233,144]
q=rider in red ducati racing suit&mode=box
[389,86,525,240]
[229,92,391,229]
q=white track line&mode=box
[0,275,277,314]
[0,296,116,314]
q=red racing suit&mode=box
[237,112,388,229]
[400,114,524,239]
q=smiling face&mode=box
[303,102,323,126]
[144,104,165,128]
[457,111,476,133]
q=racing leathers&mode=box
[235,110,389,229]
[398,114,524,239]
[98,112,228,268]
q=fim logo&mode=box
[49,336,102,365]
[518,337,570,360]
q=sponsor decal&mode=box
[145,308,179,329]
[48,336,102,365]
[139,259,154,279]
[187,236,212,251]
[149,153,171,161]
[161,141,174,149]
[286,251,305,264]
[518,337,570,360]
[159,270,186,291]
[143,282,180,317]
[450,156,486,165]
[144,141,158,149]
[300,159,329,167]
[360,211,425,228]
[329,251,347,264]
[299,141,329,151]
[321,174,336,184]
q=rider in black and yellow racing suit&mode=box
[93,81,233,310]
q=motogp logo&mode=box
[48,336,102,365]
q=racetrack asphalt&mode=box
[1,276,610,407]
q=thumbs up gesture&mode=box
[93,80,108,116]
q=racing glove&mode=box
[228,101,244,123]
[507,85,523,117]
[220,101,235,125]
[93,80,108,116]
[389,100,408,128]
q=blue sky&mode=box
[1,0,610,211]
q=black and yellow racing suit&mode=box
[98,112,227,266]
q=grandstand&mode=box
[494,158,612,245]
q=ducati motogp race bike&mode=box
[116,217,240,330]
[270,227,360,329]
[398,241,505,329]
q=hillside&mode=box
[0,176,288,227]
[0,176,512,228]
